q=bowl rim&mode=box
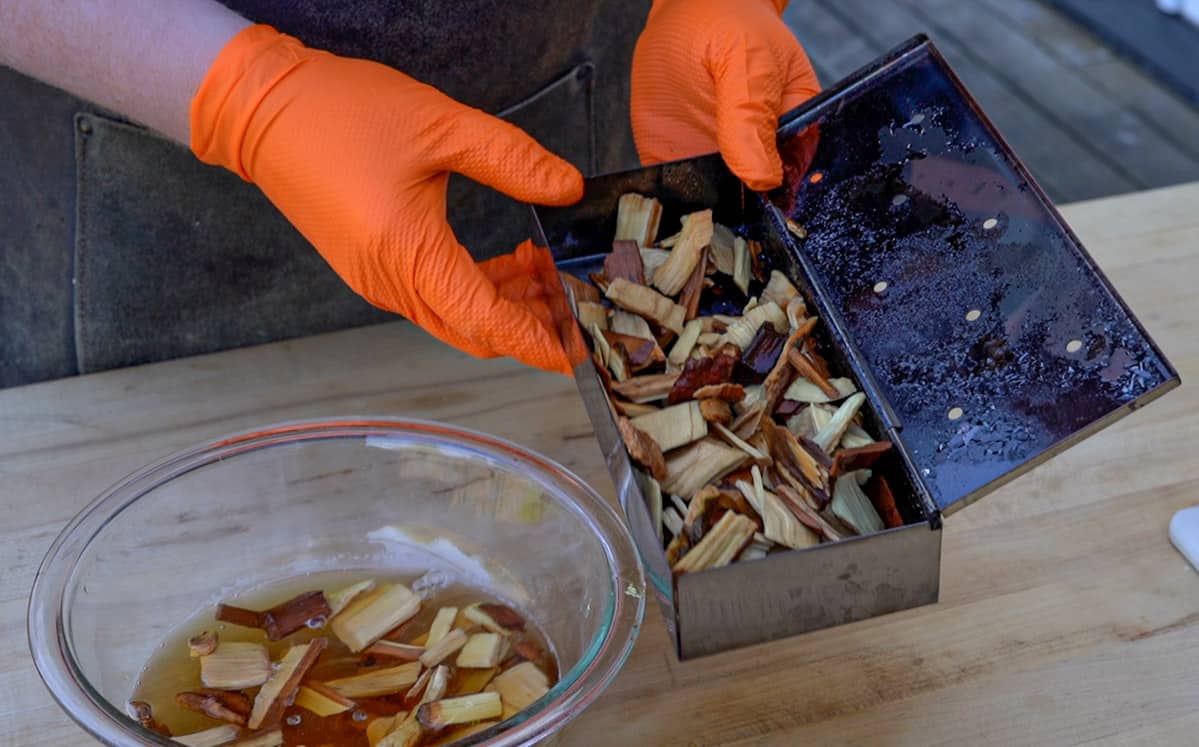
[28,416,646,747]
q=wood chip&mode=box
[603,330,665,372]
[610,371,680,403]
[784,376,858,403]
[867,474,905,528]
[326,578,377,618]
[814,392,867,453]
[614,193,662,248]
[698,398,732,425]
[616,416,667,480]
[654,209,712,296]
[487,661,550,712]
[787,347,839,399]
[605,239,646,284]
[672,511,756,574]
[631,401,708,452]
[248,637,327,729]
[732,236,751,295]
[575,301,609,331]
[294,681,356,717]
[693,383,745,401]
[677,247,709,321]
[605,278,685,334]
[559,271,601,304]
[199,642,271,690]
[364,640,425,661]
[662,439,748,498]
[831,441,893,479]
[331,583,421,653]
[611,309,654,340]
[457,633,506,669]
[417,692,504,730]
[761,270,800,309]
[188,631,218,658]
[667,345,740,405]
[176,690,252,726]
[419,627,468,668]
[327,662,423,698]
[831,471,885,535]
[709,223,736,274]
[172,725,239,747]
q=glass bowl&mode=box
[28,418,645,746]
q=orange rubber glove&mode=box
[190,25,583,374]
[631,0,821,191]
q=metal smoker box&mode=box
[532,36,1179,659]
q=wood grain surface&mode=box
[2,183,1197,746]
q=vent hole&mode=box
[947,407,964,421]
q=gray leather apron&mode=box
[0,0,646,388]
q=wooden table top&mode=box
[2,183,1197,746]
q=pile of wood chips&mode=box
[562,194,906,577]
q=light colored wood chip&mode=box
[248,637,327,729]
[717,301,786,350]
[330,583,420,653]
[761,270,799,309]
[457,632,506,669]
[294,681,356,717]
[673,511,756,574]
[604,278,685,334]
[814,393,867,453]
[417,692,504,730]
[708,223,736,274]
[365,640,424,661]
[610,371,680,403]
[631,401,707,452]
[712,421,769,462]
[831,471,885,535]
[784,376,858,404]
[487,661,550,712]
[610,309,654,340]
[662,438,747,497]
[575,301,609,331]
[614,193,662,248]
[327,662,423,698]
[199,642,271,690]
[419,627,468,668]
[654,209,712,296]
[640,247,672,283]
[173,725,240,747]
[187,630,218,658]
[732,236,751,295]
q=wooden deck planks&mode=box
[782,0,1199,204]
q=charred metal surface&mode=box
[769,37,1179,513]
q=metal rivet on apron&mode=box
[78,118,92,135]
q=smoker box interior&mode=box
[532,35,1178,660]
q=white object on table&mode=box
[1169,506,1199,571]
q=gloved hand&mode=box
[631,0,821,191]
[190,25,582,374]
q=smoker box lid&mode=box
[758,35,1178,514]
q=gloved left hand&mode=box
[190,25,582,375]
[631,0,821,191]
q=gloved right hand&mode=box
[190,25,583,374]
[631,0,820,191]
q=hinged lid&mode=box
[769,36,1179,515]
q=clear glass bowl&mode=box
[28,418,645,746]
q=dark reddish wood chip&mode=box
[214,604,265,630]
[667,346,740,404]
[831,441,893,479]
[587,271,610,294]
[128,700,171,737]
[176,689,252,726]
[867,475,905,529]
[602,330,664,372]
[218,591,331,641]
[262,591,332,641]
[560,271,601,304]
[774,399,803,417]
[477,604,526,631]
[616,417,667,480]
[735,326,788,383]
[604,240,646,285]
[692,383,745,401]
